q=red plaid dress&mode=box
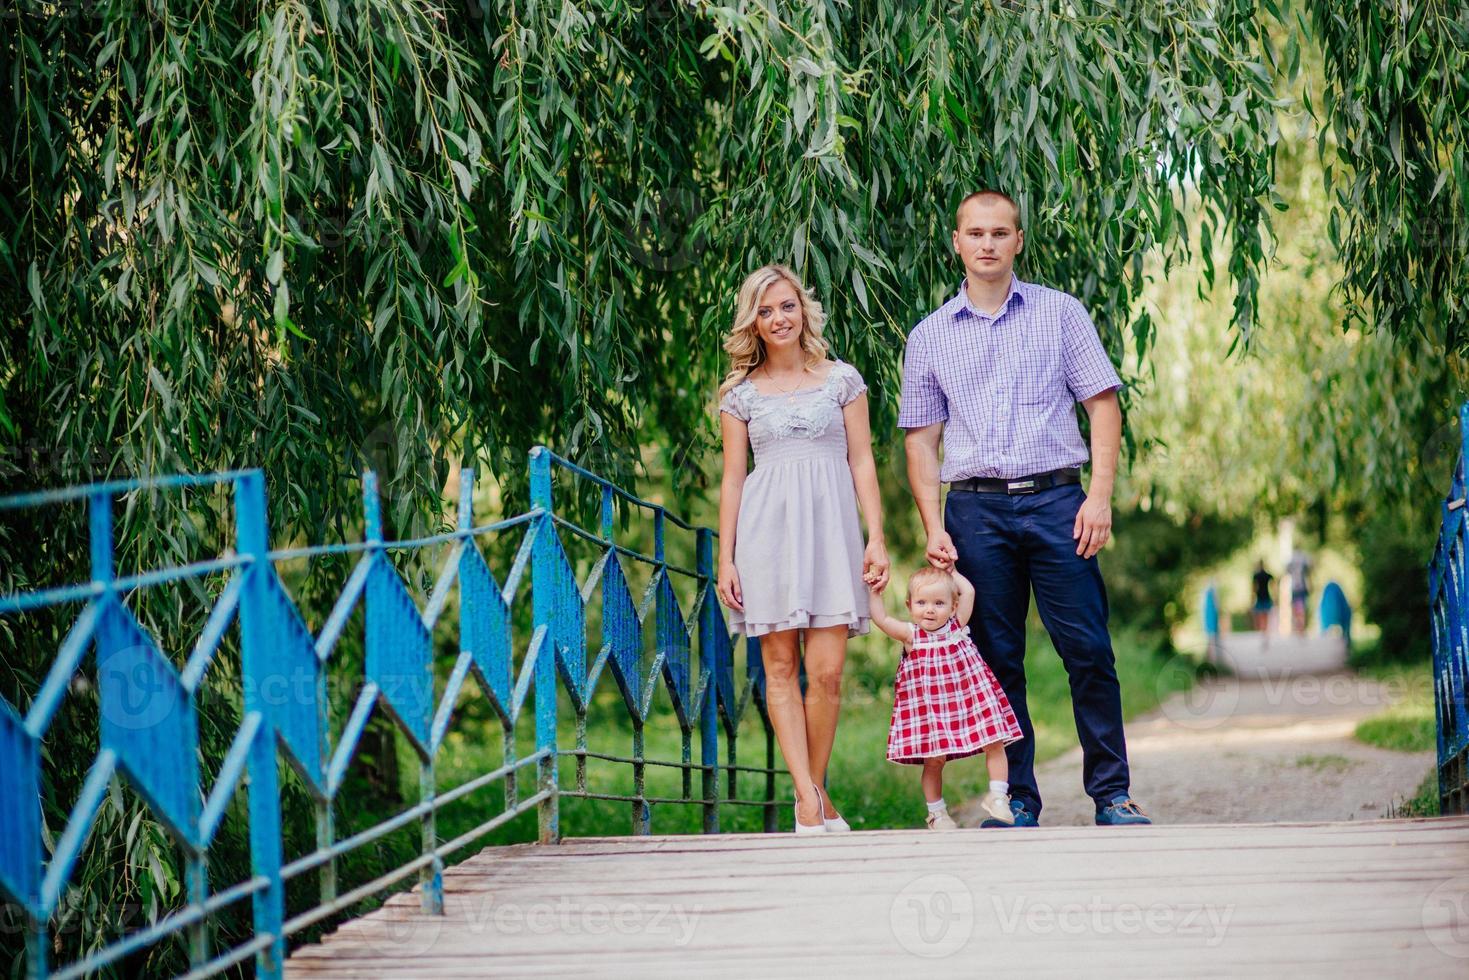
[887,616,1023,764]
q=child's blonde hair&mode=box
[906,566,958,603]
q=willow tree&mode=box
[1304,0,1469,352]
[0,0,1459,972]
[1,0,1292,537]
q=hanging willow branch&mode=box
[1,0,1292,536]
[1300,0,1469,353]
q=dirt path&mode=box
[954,668,1435,827]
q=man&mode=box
[1286,548,1312,634]
[899,190,1150,827]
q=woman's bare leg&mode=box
[802,625,848,818]
[759,629,821,826]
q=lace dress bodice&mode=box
[719,361,867,466]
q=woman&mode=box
[716,263,889,834]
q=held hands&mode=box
[925,530,958,571]
[1072,492,1113,559]
[717,560,743,611]
[862,538,891,592]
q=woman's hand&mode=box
[862,538,890,592]
[717,560,744,612]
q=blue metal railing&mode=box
[0,447,775,978]
[1430,404,1469,816]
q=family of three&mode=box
[715,190,1151,833]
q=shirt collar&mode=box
[952,275,1027,321]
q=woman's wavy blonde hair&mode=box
[718,264,830,397]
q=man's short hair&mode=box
[955,189,1022,231]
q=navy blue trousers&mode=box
[945,483,1130,817]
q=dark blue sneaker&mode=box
[1095,795,1152,826]
[981,799,1038,827]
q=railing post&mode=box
[529,448,560,843]
[234,472,286,980]
[184,853,209,969]
[697,528,720,834]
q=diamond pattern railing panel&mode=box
[365,553,435,757]
[252,573,326,791]
[460,542,513,720]
[95,598,202,848]
[0,698,41,908]
[600,553,643,716]
[0,449,776,980]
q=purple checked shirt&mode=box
[898,276,1122,482]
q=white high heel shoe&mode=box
[794,783,827,835]
[816,784,851,833]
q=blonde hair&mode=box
[907,566,958,603]
[718,264,830,397]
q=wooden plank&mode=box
[286,819,1469,978]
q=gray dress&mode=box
[719,360,871,638]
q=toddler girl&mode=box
[870,566,1023,829]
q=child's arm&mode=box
[952,570,976,627]
[868,584,913,644]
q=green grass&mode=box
[413,621,1197,843]
[1352,662,1436,753]
[1388,769,1442,818]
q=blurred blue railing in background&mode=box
[1430,404,1469,816]
[0,447,775,979]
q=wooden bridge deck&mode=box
[287,817,1469,977]
[1214,632,1350,677]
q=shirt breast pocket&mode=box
[1016,345,1065,407]
[934,353,995,418]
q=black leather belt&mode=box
[949,468,1082,495]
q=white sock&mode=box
[926,798,947,814]
[990,781,1009,796]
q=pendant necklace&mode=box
[763,365,809,401]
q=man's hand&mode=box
[925,530,958,570]
[1072,493,1112,559]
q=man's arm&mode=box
[904,423,957,569]
[1073,389,1120,559]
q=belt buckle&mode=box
[1006,478,1038,495]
